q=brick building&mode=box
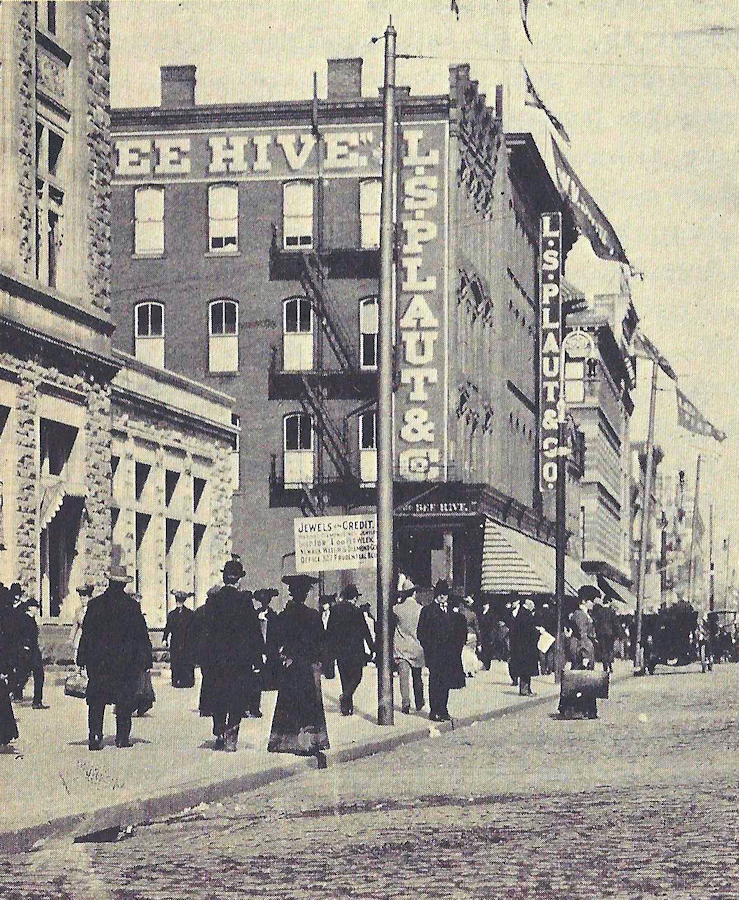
[110,60,595,605]
[0,2,235,633]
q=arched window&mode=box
[359,179,381,249]
[208,183,238,252]
[134,301,164,368]
[283,413,314,486]
[283,296,313,371]
[359,410,377,485]
[283,181,314,249]
[359,296,378,369]
[208,299,238,372]
[134,186,164,255]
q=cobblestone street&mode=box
[3,663,739,899]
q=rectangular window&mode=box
[360,179,381,249]
[283,181,314,249]
[208,184,239,252]
[209,300,238,372]
[35,122,65,289]
[134,186,165,255]
[135,302,165,368]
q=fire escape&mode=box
[269,249,377,515]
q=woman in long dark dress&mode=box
[267,574,329,768]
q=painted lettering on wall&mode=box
[113,127,384,180]
[539,212,562,491]
[396,125,446,482]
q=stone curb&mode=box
[0,672,630,855]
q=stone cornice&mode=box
[111,96,449,131]
[0,271,114,337]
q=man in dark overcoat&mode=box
[253,588,280,701]
[199,558,264,752]
[163,590,195,687]
[416,579,467,722]
[592,594,619,674]
[508,597,540,696]
[571,586,599,669]
[325,583,374,716]
[76,550,153,750]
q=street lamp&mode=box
[553,327,597,682]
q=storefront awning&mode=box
[481,518,595,596]
[596,575,637,614]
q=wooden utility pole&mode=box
[376,19,396,726]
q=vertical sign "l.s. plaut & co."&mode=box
[395,123,447,482]
[539,212,563,492]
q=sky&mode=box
[109,0,739,570]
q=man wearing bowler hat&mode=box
[198,556,264,751]
[163,590,196,687]
[417,579,467,722]
[77,546,153,750]
[325,584,374,716]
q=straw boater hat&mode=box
[171,590,195,602]
[281,574,320,590]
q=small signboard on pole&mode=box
[294,514,377,572]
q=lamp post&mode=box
[553,328,596,682]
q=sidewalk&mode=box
[0,660,629,852]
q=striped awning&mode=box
[481,518,596,596]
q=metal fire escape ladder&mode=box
[299,374,356,486]
[300,252,358,375]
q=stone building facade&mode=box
[0,2,236,632]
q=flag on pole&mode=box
[676,388,727,442]
[523,65,570,144]
[551,138,631,267]
[520,0,532,42]
[631,330,678,381]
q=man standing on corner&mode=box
[417,579,467,722]
[325,583,374,716]
[198,557,264,752]
[77,547,153,750]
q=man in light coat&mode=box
[392,575,425,714]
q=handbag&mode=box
[64,671,88,699]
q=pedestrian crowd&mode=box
[5,547,724,757]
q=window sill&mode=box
[205,250,241,259]
[132,252,166,261]
[207,370,240,377]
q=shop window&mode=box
[359,410,377,485]
[134,301,165,368]
[359,179,381,249]
[134,186,164,255]
[283,296,313,371]
[208,183,238,252]
[208,299,238,372]
[283,413,314,486]
[359,296,378,369]
[283,181,313,249]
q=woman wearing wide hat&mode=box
[267,573,329,767]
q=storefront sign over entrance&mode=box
[539,212,562,492]
[294,514,377,572]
